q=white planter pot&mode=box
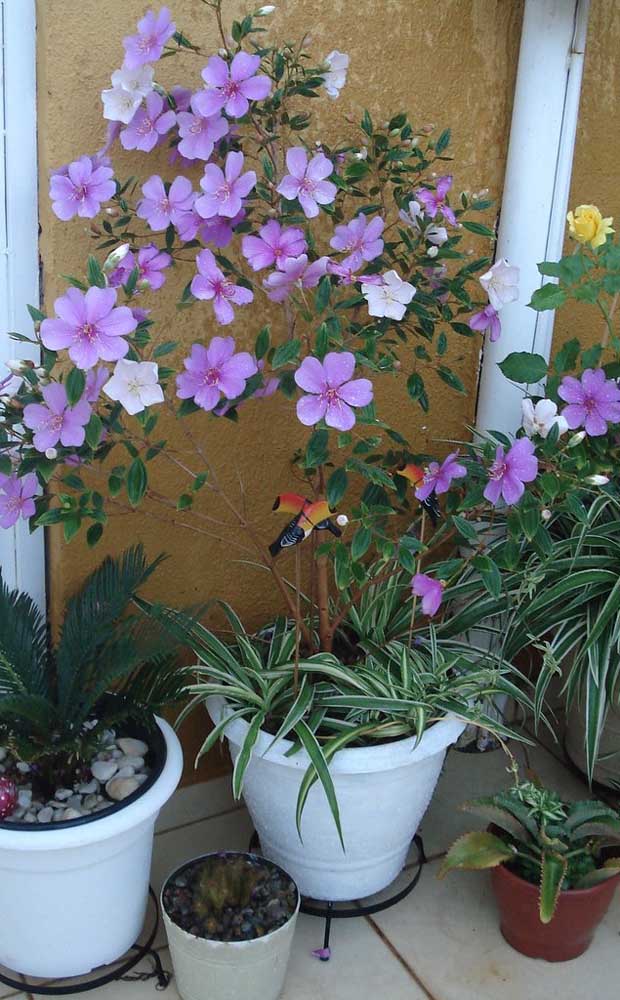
[162,853,299,1000]
[0,717,183,978]
[208,696,465,901]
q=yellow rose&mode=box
[566,204,614,249]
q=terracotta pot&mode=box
[491,862,620,961]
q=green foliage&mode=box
[0,546,188,773]
[441,776,620,923]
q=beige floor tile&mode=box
[42,949,179,1000]
[372,857,620,1000]
[0,977,25,1000]
[416,737,591,859]
[155,775,235,834]
[282,912,429,999]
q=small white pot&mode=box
[162,853,299,1000]
[208,696,465,901]
[0,717,183,978]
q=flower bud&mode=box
[45,448,58,460]
[137,278,151,291]
[255,4,276,13]
[336,514,349,527]
[427,246,439,258]
[103,243,131,273]
[6,359,29,374]
[568,430,586,447]
[34,367,46,378]
[541,508,552,522]
[354,148,368,160]
[105,207,120,218]
[585,474,610,486]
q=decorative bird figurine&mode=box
[396,463,440,525]
[269,493,342,557]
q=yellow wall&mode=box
[36,0,620,779]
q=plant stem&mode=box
[316,466,333,652]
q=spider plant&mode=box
[139,598,533,845]
[439,491,620,781]
[0,545,188,793]
[439,774,620,923]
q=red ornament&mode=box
[0,776,17,820]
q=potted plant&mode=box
[439,769,620,961]
[0,545,185,978]
[161,851,299,1000]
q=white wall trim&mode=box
[0,0,45,609]
[475,0,590,437]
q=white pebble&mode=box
[133,773,148,786]
[37,807,53,823]
[16,762,30,774]
[91,760,119,782]
[55,788,73,801]
[17,789,32,808]
[117,737,148,757]
[118,756,144,771]
[106,776,140,801]
[66,794,83,810]
[62,808,82,821]
[78,779,99,795]
[83,794,99,810]
[115,765,135,778]
[0,748,7,762]
[23,811,36,823]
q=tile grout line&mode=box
[363,914,440,1000]
[154,801,245,838]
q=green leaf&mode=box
[272,339,301,368]
[529,283,567,312]
[438,832,514,877]
[315,275,331,313]
[294,720,344,849]
[86,255,106,289]
[232,711,266,800]
[437,366,466,394]
[65,368,86,406]
[327,468,348,507]
[539,852,567,924]
[305,430,329,468]
[406,372,428,411]
[452,514,478,544]
[86,523,104,547]
[27,304,46,324]
[434,127,451,155]
[85,413,103,450]
[152,341,178,359]
[126,457,148,507]
[351,527,371,561]
[255,326,270,360]
[498,352,548,384]
[461,220,496,239]
[472,554,502,598]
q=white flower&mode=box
[103,359,164,416]
[362,270,416,321]
[103,243,131,273]
[101,85,142,124]
[0,371,22,398]
[479,258,520,311]
[521,398,568,439]
[398,200,423,230]
[322,51,349,100]
[425,224,448,246]
[111,64,154,99]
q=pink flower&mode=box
[277,148,337,219]
[469,304,501,343]
[415,175,456,226]
[411,573,443,617]
[0,473,38,529]
[196,52,272,119]
[415,451,467,502]
[190,248,254,325]
[49,155,116,221]
[123,7,176,69]
[483,438,538,506]
[177,98,229,161]
[84,365,109,402]
[195,151,256,220]
[136,244,172,290]
[23,383,91,452]
[214,361,278,415]
[40,287,137,370]
[263,255,329,302]
[558,368,620,437]
[242,220,307,272]
[294,351,373,431]
[327,262,383,287]
[329,214,384,269]
[120,92,177,152]
[199,212,243,248]
[176,337,258,411]
[137,175,195,231]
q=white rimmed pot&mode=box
[0,716,183,979]
[162,852,299,1000]
[208,695,465,900]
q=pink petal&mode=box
[298,190,319,218]
[206,336,236,368]
[561,403,586,429]
[194,384,221,411]
[295,357,327,394]
[338,378,373,407]
[322,351,356,388]
[240,75,272,102]
[501,472,525,505]
[306,153,333,182]
[296,393,327,426]
[230,52,261,82]
[192,88,226,118]
[225,151,245,184]
[285,147,308,180]
[312,180,338,205]
[483,478,503,506]
[325,398,356,431]
[276,176,302,201]
[40,318,74,351]
[584,411,608,437]
[42,382,69,414]
[202,55,229,89]
[84,286,117,324]
[558,376,585,405]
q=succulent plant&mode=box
[192,856,261,917]
[439,771,620,923]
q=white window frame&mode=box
[0,0,45,610]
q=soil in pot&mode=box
[162,852,298,942]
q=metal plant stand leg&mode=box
[248,833,427,959]
[0,888,171,996]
